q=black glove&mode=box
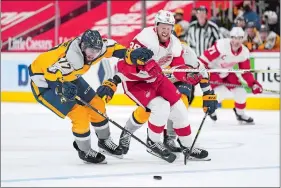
[55,81,78,101]
[96,75,121,103]
[202,90,218,115]
[125,47,154,65]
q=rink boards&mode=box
[1,52,280,110]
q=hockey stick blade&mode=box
[146,149,177,163]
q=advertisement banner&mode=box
[2,1,244,52]
[1,1,87,52]
[1,52,279,110]
[252,52,280,91]
[4,1,216,52]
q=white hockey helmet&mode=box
[230,27,245,38]
[154,10,175,26]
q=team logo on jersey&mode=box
[221,62,237,68]
[158,54,173,66]
[60,96,67,103]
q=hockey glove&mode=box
[185,72,203,85]
[55,81,78,101]
[125,47,154,65]
[251,80,263,94]
[202,90,218,115]
[96,75,121,103]
[137,60,162,78]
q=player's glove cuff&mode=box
[96,75,121,103]
[202,90,218,114]
[125,47,154,65]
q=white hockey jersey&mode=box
[130,26,183,68]
[198,38,250,78]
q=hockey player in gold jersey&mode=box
[29,29,153,164]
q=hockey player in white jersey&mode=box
[116,10,217,162]
[162,41,214,152]
[198,27,263,124]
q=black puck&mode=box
[153,175,162,180]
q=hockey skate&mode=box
[233,108,255,125]
[177,139,210,161]
[163,129,182,152]
[98,137,124,159]
[209,112,217,121]
[146,136,177,163]
[73,141,107,164]
[119,130,132,155]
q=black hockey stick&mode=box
[74,96,175,163]
[184,111,209,165]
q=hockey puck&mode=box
[153,176,162,180]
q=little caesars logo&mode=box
[8,37,53,51]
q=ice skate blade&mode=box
[99,148,124,159]
[83,159,108,164]
[238,121,255,125]
[187,156,211,161]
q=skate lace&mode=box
[190,147,202,154]
[167,139,177,148]
[85,149,98,158]
[155,142,166,152]
[105,137,118,151]
[120,132,131,147]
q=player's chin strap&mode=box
[162,68,279,74]
[210,81,280,94]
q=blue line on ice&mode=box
[2,166,279,183]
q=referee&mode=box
[185,6,222,104]
[185,6,222,56]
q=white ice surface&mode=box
[1,103,280,187]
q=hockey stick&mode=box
[162,68,279,74]
[74,96,175,163]
[184,111,209,165]
[210,81,280,94]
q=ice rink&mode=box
[1,102,280,187]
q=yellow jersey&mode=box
[29,37,126,88]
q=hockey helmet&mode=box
[230,27,245,38]
[155,10,175,26]
[81,29,103,50]
[81,30,103,61]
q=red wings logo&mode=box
[158,55,173,66]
